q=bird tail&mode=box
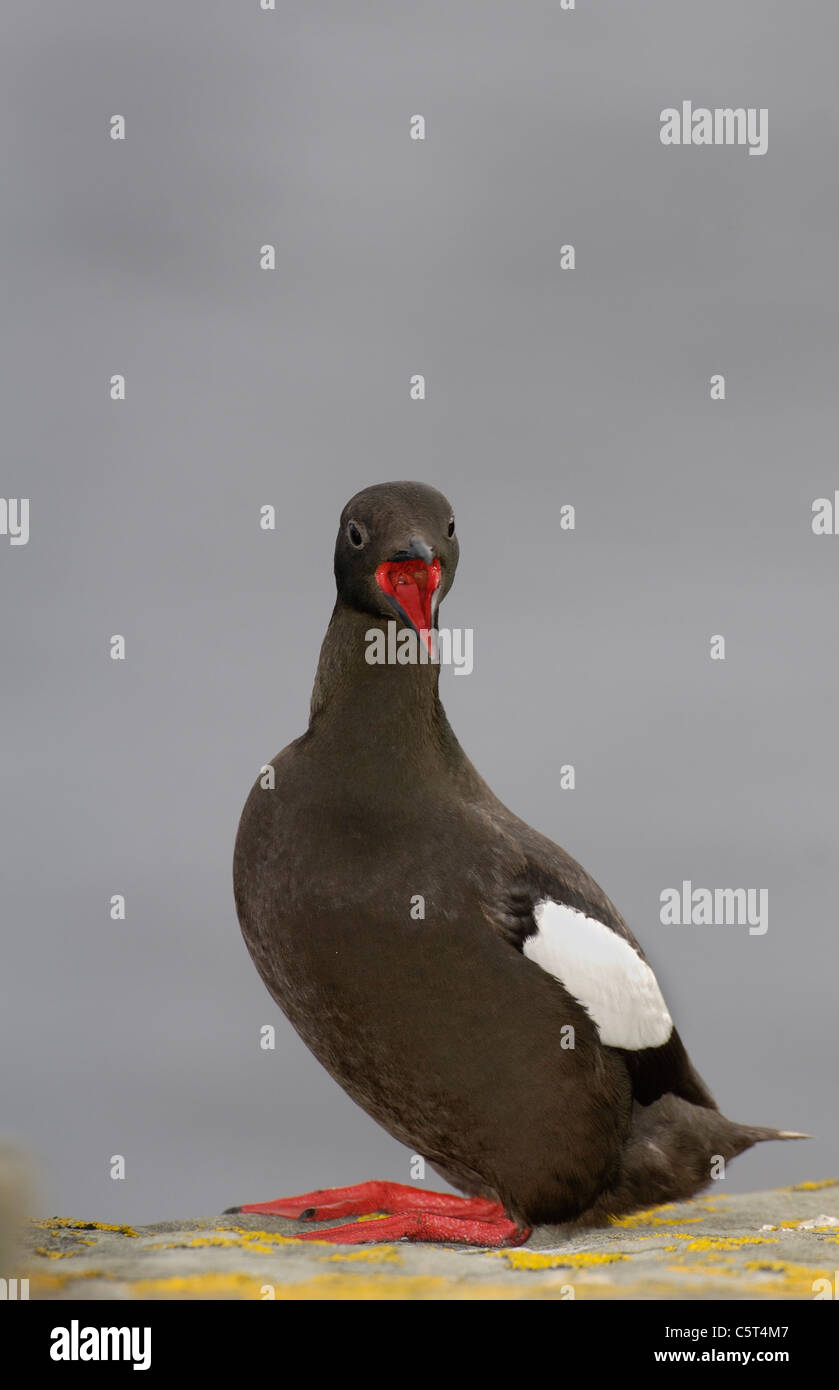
[574,1096,810,1226]
[736,1123,811,1145]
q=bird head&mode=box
[334,481,458,650]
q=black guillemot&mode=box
[231,481,805,1245]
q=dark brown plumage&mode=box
[233,481,803,1231]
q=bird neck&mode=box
[308,600,456,769]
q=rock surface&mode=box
[21,1180,839,1300]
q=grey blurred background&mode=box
[1,0,836,1224]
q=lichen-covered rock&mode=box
[19,1180,839,1300]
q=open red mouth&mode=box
[376,557,441,651]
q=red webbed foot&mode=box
[225,1180,530,1246]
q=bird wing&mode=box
[485,858,716,1110]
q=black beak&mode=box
[388,535,435,564]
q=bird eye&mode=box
[347,520,366,548]
[447,516,455,538]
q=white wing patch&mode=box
[524,899,673,1050]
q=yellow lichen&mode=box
[217,1225,308,1244]
[492,1249,627,1270]
[146,1237,282,1256]
[667,1261,739,1278]
[32,1217,139,1237]
[609,1210,703,1229]
[28,1269,106,1293]
[125,1272,542,1300]
[682,1236,777,1253]
[129,1273,274,1298]
[322,1245,403,1264]
[663,1256,833,1299]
